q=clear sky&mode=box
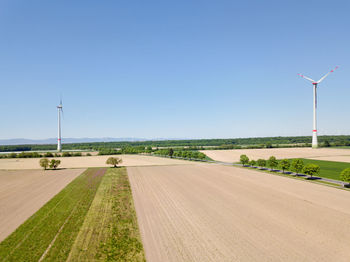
[1,0,349,140]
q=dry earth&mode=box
[128,164,350,262]
[0,168,84,242]
[202,147,350,163]
[0,154,193,170]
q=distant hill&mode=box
[0,137,157,145]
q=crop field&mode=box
[0,167,145,261]
[202,147,350,163]
[0,168,84,242]
[0,154,194,170]
[128,164,350,262]
[67,168,145,262]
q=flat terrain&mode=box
[202,147,350,163]
[0,154,194,170]
[0,168,84,242]
[128,164,350,262]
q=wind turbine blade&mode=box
[298,73,315,82]
[317,66,338,83]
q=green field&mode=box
[67,168,145,262]
[297,159,350,181]
[0,167,145,262]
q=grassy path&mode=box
[0,168,106,262]
[67,167,145,261]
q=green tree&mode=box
[44,152,54,158]
[249,160,256,166]
[106,157,123,168]
[240,155,249,166]
[279,159,290,173]
[257,159,266,169]
[62,152,72,157]
[169,148,174,158]
[39,158,49,170]
[267,156,278,170]
[302,164,320,178]
[291,159,304,175]
[340,168,350,186]
[49,159,61,170]
[323,140,331,147]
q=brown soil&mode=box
[128,164,350,262]
[0,169,85,242]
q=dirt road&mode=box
[128,164,350,262]
[202,147,350,163]
[0,169,84,242]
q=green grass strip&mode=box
[67,167,145,262]
[0,168,106,262]
[297,159,350,181]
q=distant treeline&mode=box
[0,151,91,159]
[1,135,350,152]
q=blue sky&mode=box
[1,0,349,140]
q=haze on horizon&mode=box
[1,0,349,140]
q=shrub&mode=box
[86,153,92,156]
[106,157,123,168]
[44,152,54,158]
[73,152,82,157]
[62,152,72,157]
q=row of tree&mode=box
[240,155,350,184]
[239,155,321,178]
[153,148,207,160]
[39,159,61,170]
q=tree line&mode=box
[2,135,350,152]
[239,154,350,185]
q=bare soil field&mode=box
[202,147,350,163]
[0,168,84,242]
[128,164,350,262]
[0,154,193,170]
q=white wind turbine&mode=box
[298,66,338,148]
[57,99,63,152]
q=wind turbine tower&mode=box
[57,99,63,152]
[298,66,338,148]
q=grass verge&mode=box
[0,168,106,262]
[67,167,145,262]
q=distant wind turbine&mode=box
[298,66,338,148]
[57,98,63,152]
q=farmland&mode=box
[0,168,84,242]
[1,149,350,261]
[0,167,145,261]
[0,154,194,170]
[128,163,350,262]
